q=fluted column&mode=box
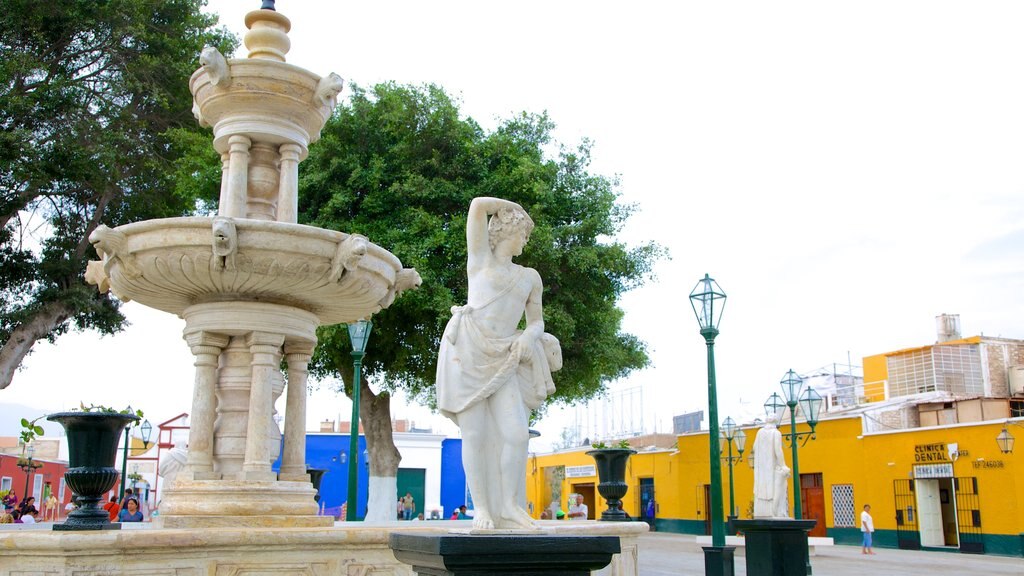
[243,331,285,481]
[278,340,316,481]
[184,331,230,480]
[224,135,252,219]
[276,143,302,224]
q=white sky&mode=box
[3,1,1023,451]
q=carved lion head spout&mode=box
[315,73,345,108]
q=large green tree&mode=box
[300,82,663,519]
[0,0,233,388]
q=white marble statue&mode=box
[436,197,560,530]
[753,414,791,518]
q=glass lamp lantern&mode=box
[764,393,785,420]
[348,319,373,354]
[722,416,738,440]
[996,426,1015,454]
[800,388,824,429]
[780,369,804,404]
[689,274,726,336]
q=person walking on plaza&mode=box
[861,504,875,555]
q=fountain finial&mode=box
[244,4,290,61]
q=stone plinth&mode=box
[0,520,646,576]
[733,519,816,576]
[154,479,331,529]
[390,533,620,575]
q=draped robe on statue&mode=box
[436,281,556,421]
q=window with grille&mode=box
[888,344,982,397]
[831,484,855,527]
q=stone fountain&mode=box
[85,3,420,529]
[0,4,647,574]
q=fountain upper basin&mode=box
[88,216,419,325]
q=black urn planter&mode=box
[586,448,636,521]
[47,411,139,531]
[306,467,327,503]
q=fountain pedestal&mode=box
[390,533,621,576]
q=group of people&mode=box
[539,494,589,521]
[1,487,64,524]
[102,488,145,523]
[1,495,39,524]
[396,492,416,520]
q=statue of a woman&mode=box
[436,197,559,529]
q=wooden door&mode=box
[800,473,826,537]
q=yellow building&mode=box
[529,316,1024,555]
[527,415,1022,556]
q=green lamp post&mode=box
[689,273,733,576]
[345,319,372,522]
[720,416,746,530]
[769,370,823,520]
[18,444,40,500]
[119,415,151,501]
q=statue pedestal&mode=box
[733,519,816,576]
[389,533,620,576]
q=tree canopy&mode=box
[301,82,664,412]
[0,0,234,388]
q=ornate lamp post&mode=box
[119,415,152,501]
[18,444,41,500]
[689,273,732,576]
[767,370,823,520]
[720,417,746,529]
[346,319,372,521]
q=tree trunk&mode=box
[0,300,74,389]
[358,376,402,522]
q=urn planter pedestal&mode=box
[46,411,139,531]
[586,448,636,521]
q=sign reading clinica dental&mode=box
[914,443,952,463]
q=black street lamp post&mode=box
[689,273,733,576]
[346,319,372,522]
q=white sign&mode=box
[565,465,596,478]
[913,463,953,479]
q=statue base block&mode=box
[733,519,816,576]
[389,533,620,575]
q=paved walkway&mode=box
[637,532,1024,575]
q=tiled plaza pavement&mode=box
[637,532,1024,576]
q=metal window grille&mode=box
[831,484,855,527]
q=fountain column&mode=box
[224,135,251,218]
[276,143,302,224]
[218,151,230,213]
[279,341,315,481]
[184,331,229,480]
[243,331,285,481]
